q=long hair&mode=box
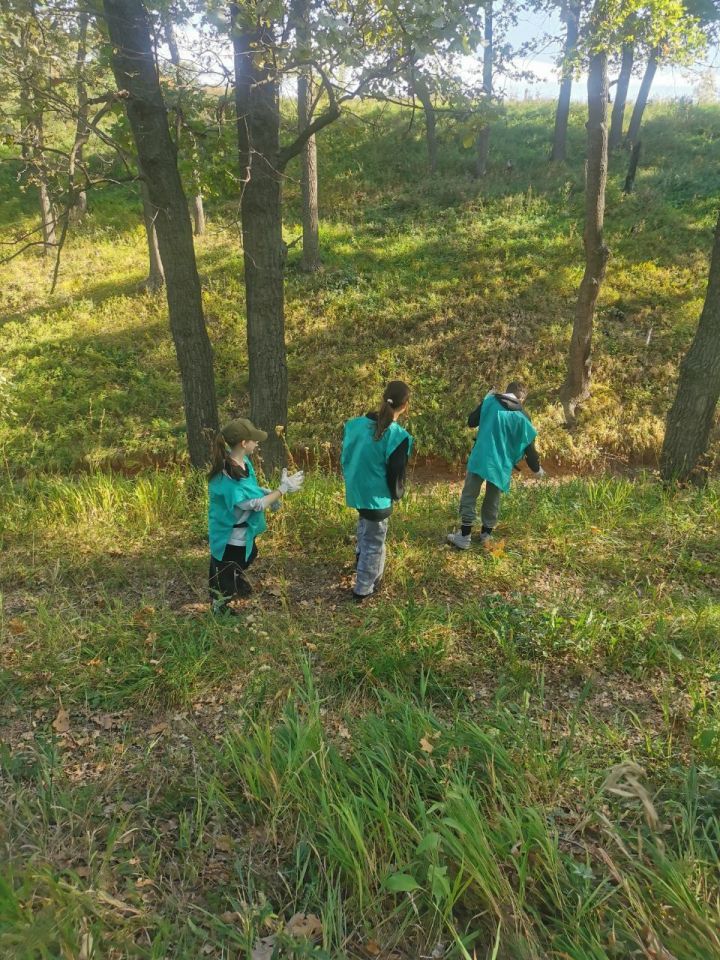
[208,431,228,480]
[374,380,410,440]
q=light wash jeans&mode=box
[354,516,389,596]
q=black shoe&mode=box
[351,590,373,603]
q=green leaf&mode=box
[383,872,420,893]
[416,831,442,855]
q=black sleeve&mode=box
[386,437,410,501]
[524,440,540,473]
[467,401,483,428]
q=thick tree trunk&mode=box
[233,25,288,472]
[609,42,633,150]
[624,47,658,148]
[141,179,165,291]
[71,12,89,219]
[103,0,218,467]
[475,2,493,178]
[164,11,207,239]
[295,0,321,271]
[550,4,579,163]
[559,51,610,425]
[661,211,720,482]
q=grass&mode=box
[2,98,720,957]
[1,468,719,957]
[2,101,720,471]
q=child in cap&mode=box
[341,381,413,601]
[207,418,304,615]
[447,380,544,550]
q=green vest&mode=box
[467,393,537,493]
[341,416,414,510]
[208,458,268,562]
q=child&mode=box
[341,381,413,601]
[447,380,544,550]
[208,418,304,615]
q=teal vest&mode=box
[467,393,537,493]
[208,458,268,562]
[342,416,414,510]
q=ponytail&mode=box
[208,431,228,479]
[374,379,410,440]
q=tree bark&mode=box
[71,11,89,219]
[661,211,720,482]
[295,0,321,271]
[475,1,493,178]
[609,41,633,150]
[623,140,641,193]
[140,178,165,291]
[103,0,218,467]
[624,46,658,148]
[550,4,579,163]
[559,50,610,425]
[233,23,289,472]
[412,71,438,175]
[163,10,207,238]
[192,193,206,236]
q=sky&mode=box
[498,6,720,101]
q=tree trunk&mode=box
[233,23,288,472]
[475,1,493,178]
[550,4,579,163]
[141,178,165,291]
[192,193,206,236]
[71,12,89,219]
[295,0,321,271]
[609,42,633,150]
[103,0,218,467]
[164,11,207,239]
[661,211,720,482]
[623,140,641,193]
[413,72,438,175]
[624,46,658,148]
[559,50,610,425]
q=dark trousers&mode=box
[209,542,258,605]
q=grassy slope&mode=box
[1,102,720,958]
[2,101,720,471]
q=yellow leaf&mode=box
[420,735,434,754]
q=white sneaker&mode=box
[479,531,493,546]
[447,531,471,550]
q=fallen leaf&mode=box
[486,538,507,557]
[285,912,322,940]
[251,935,277,960]
[52,707,71,734]
[365,940,382,957]
[7,618,27,636]
[132,606,155,627]
[420,735,434,754]
[338,724,351,740]
[147,721,169,736]
[135,877,154,888]
[94,714,115,730]
[305,641,318,652]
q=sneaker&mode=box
[479,530,493,548]
[446,531,471,550]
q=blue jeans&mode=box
[354,516,389,596]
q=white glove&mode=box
[534,466,546,479]
[278,468,304,495]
